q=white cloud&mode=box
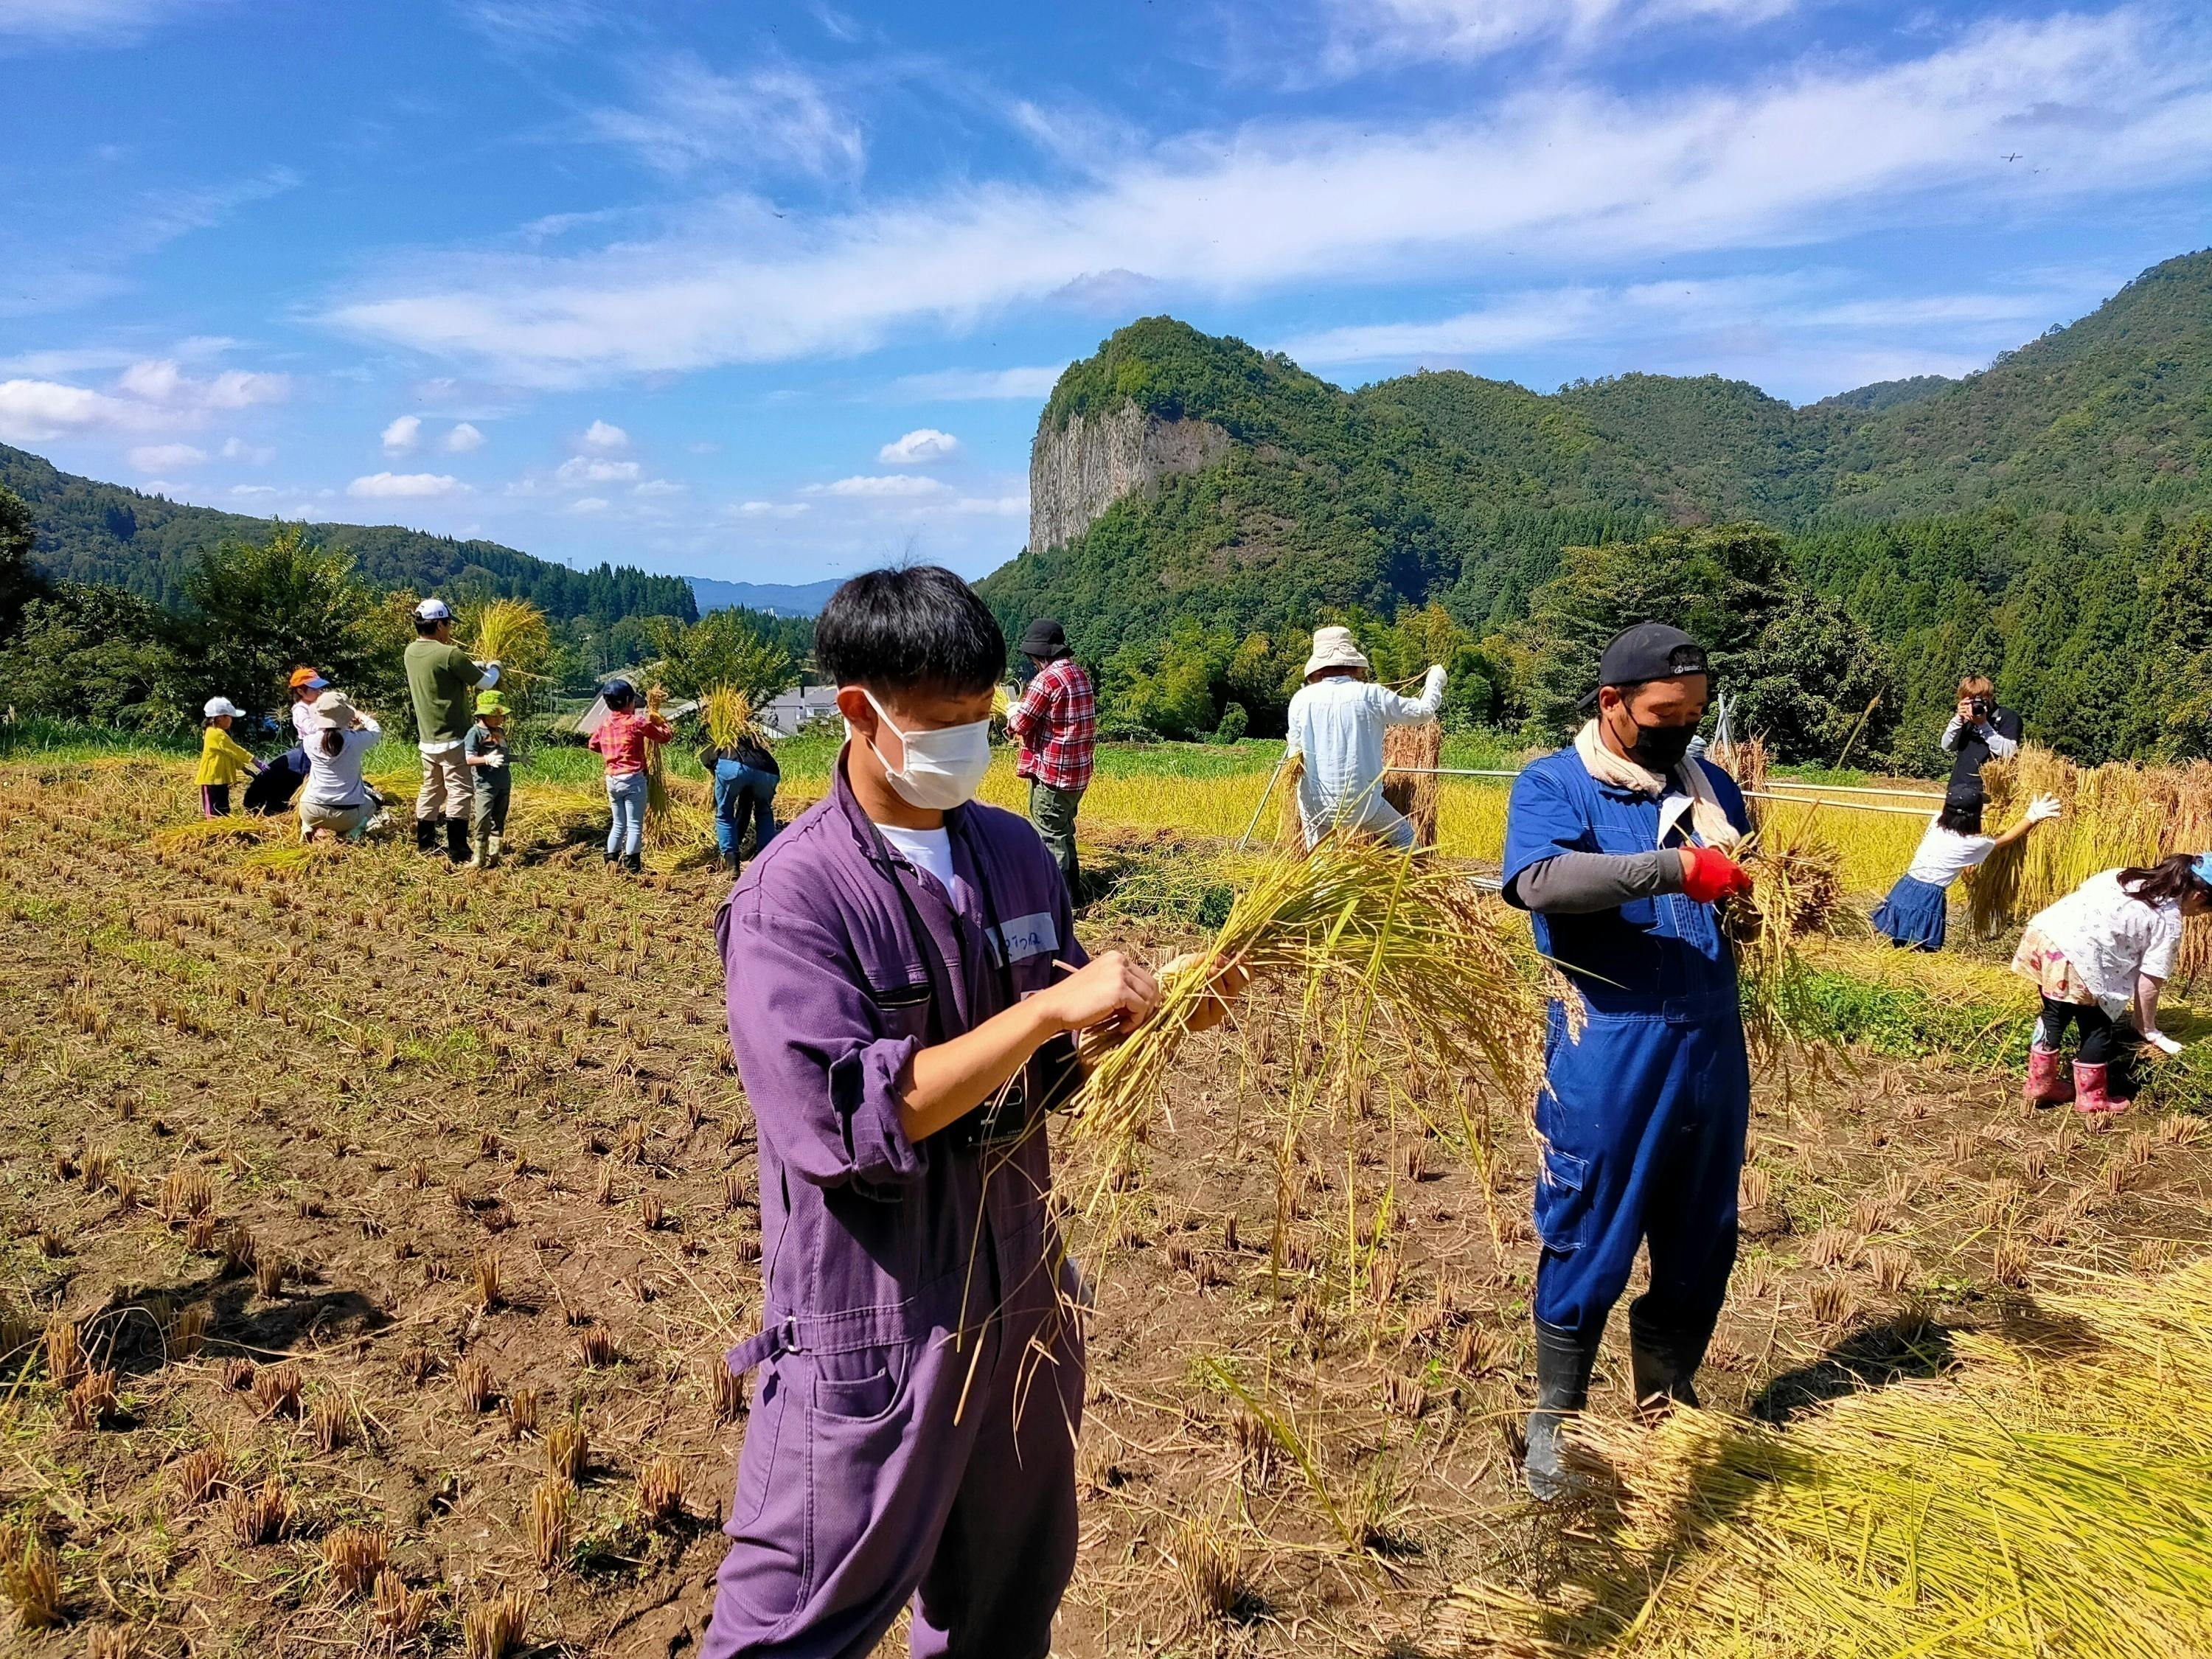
[443,420,485,453]
[230,483,277,496]
[888,364,1063,402]
[0,0,215,44]
[587,52,864,181]
[220,436,275,464]
[0,378,156,442]
[1315,0,1797,75]
[580,419,629,451]
[633,477,685,496]
[348,471,468,498]
[950,494,1028,517]
[877,427,961,465]
[326,11,2212,386]
[380,414,422,455]
[568,495,610,514]
[810,473,950,498]
[554,454,641,486]
[129,441,205,470]
[733,499,809,518]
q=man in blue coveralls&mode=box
[1501,622,1756,1499]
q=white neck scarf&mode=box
[1573,720,1742,850]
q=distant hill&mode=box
[1,442,697,624]
[686,575,843,616]
[980,250,2212,648]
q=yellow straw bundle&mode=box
[1444,1260,2212,1659]
[1732,809,1855,1085]
[699,684,759,751]
[1065,835,1559,1178]
[1381,720,1443,848]
[1971,747,2212,976]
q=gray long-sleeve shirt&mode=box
[1507,849,1686,914]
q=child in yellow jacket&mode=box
[196,697,262,817]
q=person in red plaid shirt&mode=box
[1008,618,1095,901]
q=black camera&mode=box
[1970,696,1996,723]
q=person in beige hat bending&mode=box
[1283,625,1444,848]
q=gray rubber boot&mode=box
[1627,1297,1716,1413]
[1524,1318,1602,1501]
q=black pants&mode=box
[2036,998,2142,1093]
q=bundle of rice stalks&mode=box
[1973,748,2212,978]
[698,683,762,751]
[1731,809,1857,1087]
[1274,756,1307,848]
[150,815,285,852]
[1380,720,1442,848]
[1064,835,1557,1196]
[461,598,553,696]
[1443,1260,2212,1659]
[640,686,710,851]
[1712,734,1768,828]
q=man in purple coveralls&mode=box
[706,566,1238,1658]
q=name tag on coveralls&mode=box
[993,912,1060,966]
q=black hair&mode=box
[2118,852,2212,908]
[414,617,442,636]
[319,726,345,759]
[815,566,1006,697]
[1937,796,1985,834]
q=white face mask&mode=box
[852,688,992,811]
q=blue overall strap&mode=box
[725,1312,804,1376]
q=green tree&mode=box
[170,525,382,718]
[0,484,46,637]
[1733,596,1899,765]
[647,608,797,702]
[0,582,171,728]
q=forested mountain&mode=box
[1,443,696,624]
[978,249,2212,766]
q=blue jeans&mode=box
[711,761,779,864]
[606,770,647,858]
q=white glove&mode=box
[485,752,506,769]
[2146,1029,2183,1057]
[2025,793,2063,824]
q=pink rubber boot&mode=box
[2073,1060,2126,1116]
[2023,1044,2074,1107]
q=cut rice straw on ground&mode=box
[1063,835,1560,1211]
[1442,1258,2212,1659]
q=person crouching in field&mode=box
[298,692,381,843]
[465,691,513,869]
[1283,625,1444,849]
[698,729,779,877]
[1501,622,1755,1500]
[703,565,1244,1659]
[195,697,262,817]
[587,678,671,874]
[1871,787,2062,951]
[2014,853,2212,1113]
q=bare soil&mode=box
[3,763,2208,1658]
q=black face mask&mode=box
[1621,713,1698,771]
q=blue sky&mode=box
[5,0,2211,587]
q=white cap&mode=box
[414,597,452,622]
[204,697,243,719]
[1302,625,1370,680]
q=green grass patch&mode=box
[1780,967,2031,1068]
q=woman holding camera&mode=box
[1941,674,2020,799]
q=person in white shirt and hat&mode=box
[1281,625,1445,849]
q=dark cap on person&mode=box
[1017,618,1069,659]
[1597,622,1709,689]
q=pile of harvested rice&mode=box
[1442,1259,2212,1659]
[1381,720,1443,847]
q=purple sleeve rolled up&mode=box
[723,905,927,1194]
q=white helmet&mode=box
[204,697,243,719]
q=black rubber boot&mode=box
[721,850,742,878]
[1627,1296,1717,1413]
[1524,1317,1602,1501]
[444,815,471,864]
[415,816,439,855]
[624,849,643,875]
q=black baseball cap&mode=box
[1597,622,1709,689]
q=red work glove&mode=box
[1680,845,1753,905]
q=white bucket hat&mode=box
[203,696,243,719]
[1302,625,1370,679]
[414,597,452,622]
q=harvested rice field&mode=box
[4,751,2211,1658]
